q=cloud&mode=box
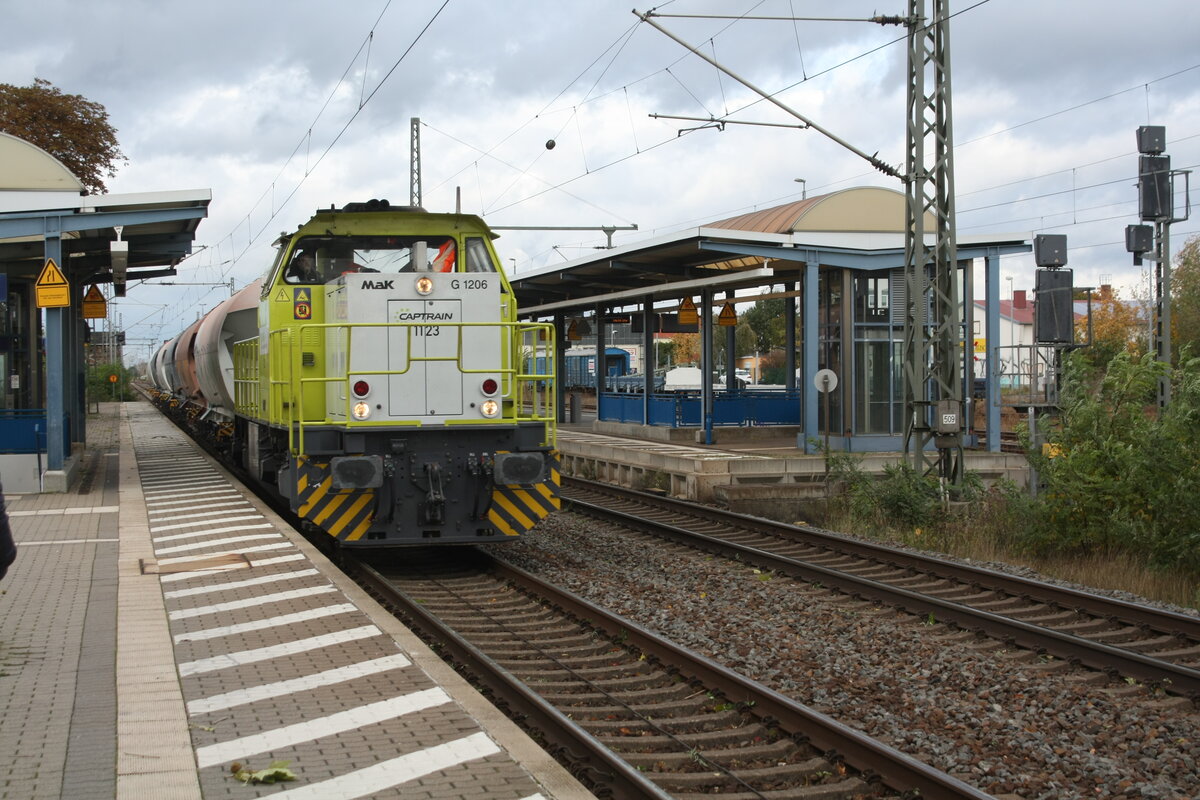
[3,0,1196,352]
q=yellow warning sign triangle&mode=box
[678,296,698,325]
[35,258,71,308]
[37,258,68,287]
[82,285,107,320]
[717,301,738,327]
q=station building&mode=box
[511,186,1032,454]
[0,133,208,491]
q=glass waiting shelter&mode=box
[508,187,1031,455]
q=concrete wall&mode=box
[0,454,43,493]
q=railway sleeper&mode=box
[431,610,562,627]
[1150,644,1200,659]
[483,642,620,660]
[513,660,657,681]
[560,696,728,720]
[450,621,581,637]
[486,651,636,669]
[542,682,699,707]
[521,671,677,693]
[1100,633,1189,652]
[621,737,796,769]
[1050,617,1128,635]
[597,723,775,753]
[579,709,748,733]
[1081,625,1154,644]
[672,784,873,800]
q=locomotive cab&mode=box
[230,202,559,545]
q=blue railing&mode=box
[0,410,69,454]
[598,390,803,427]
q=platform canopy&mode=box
[0,133,210,286]
[0,133,211,487]
[509,186,1028,314]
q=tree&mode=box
[1073,285,1142,372]
[0,78,125,193]
[740,297,789,354]
[711,319,757,367]
[1172,234,1200,358]
[668,333,700,366]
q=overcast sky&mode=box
[4,0,1198,357]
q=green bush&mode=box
[87,361,137,402]
[828,452,950,529]
[1027,350,1200,574]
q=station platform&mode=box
[0,401,594,800]
[556,419,1030,519]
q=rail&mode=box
[350,552,992,799]
[564,477,1200,699]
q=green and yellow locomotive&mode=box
[151,200,559,545]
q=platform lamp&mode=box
[111,227,128,298]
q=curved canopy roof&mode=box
[510,186,1020,314]
[0,132,84,192]
[706,186,935,234]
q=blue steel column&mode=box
[44,229,65,472]
[724,290,736,389]
[554,312,566,423]
[701,289,713,444]
[68,280,86,446]
[593,306,606,416]
[985,251,1001,452]
[802,261,819,452]
[642,301,654,424]
[784,281,796,391]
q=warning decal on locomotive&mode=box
[295,456,375,541]
[293,287,312,320]
[488,452,561,537]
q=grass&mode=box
[824,504,1200,610]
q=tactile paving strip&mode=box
[128,406,554,799]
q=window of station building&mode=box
[817,270,846,434]
[855,276,890,323]
[464,238,498,273]
[853,329,902,435]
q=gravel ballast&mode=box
[492,513,1200,800]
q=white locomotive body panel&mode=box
[325,272,502,425]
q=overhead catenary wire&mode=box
[154,0,450,328]
[149,3,1197,336]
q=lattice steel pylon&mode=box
[902,0,964,488]
[410,117,422,207]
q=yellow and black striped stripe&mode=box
[294,456,375,541]
[487,452,561,537]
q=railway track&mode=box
[348,548,991,800]
[562,477,1200,701]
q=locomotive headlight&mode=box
[415,276,434,296]
[480,399,500,418]
[352,401,372,420]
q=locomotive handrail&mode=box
[275,319,555,456]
